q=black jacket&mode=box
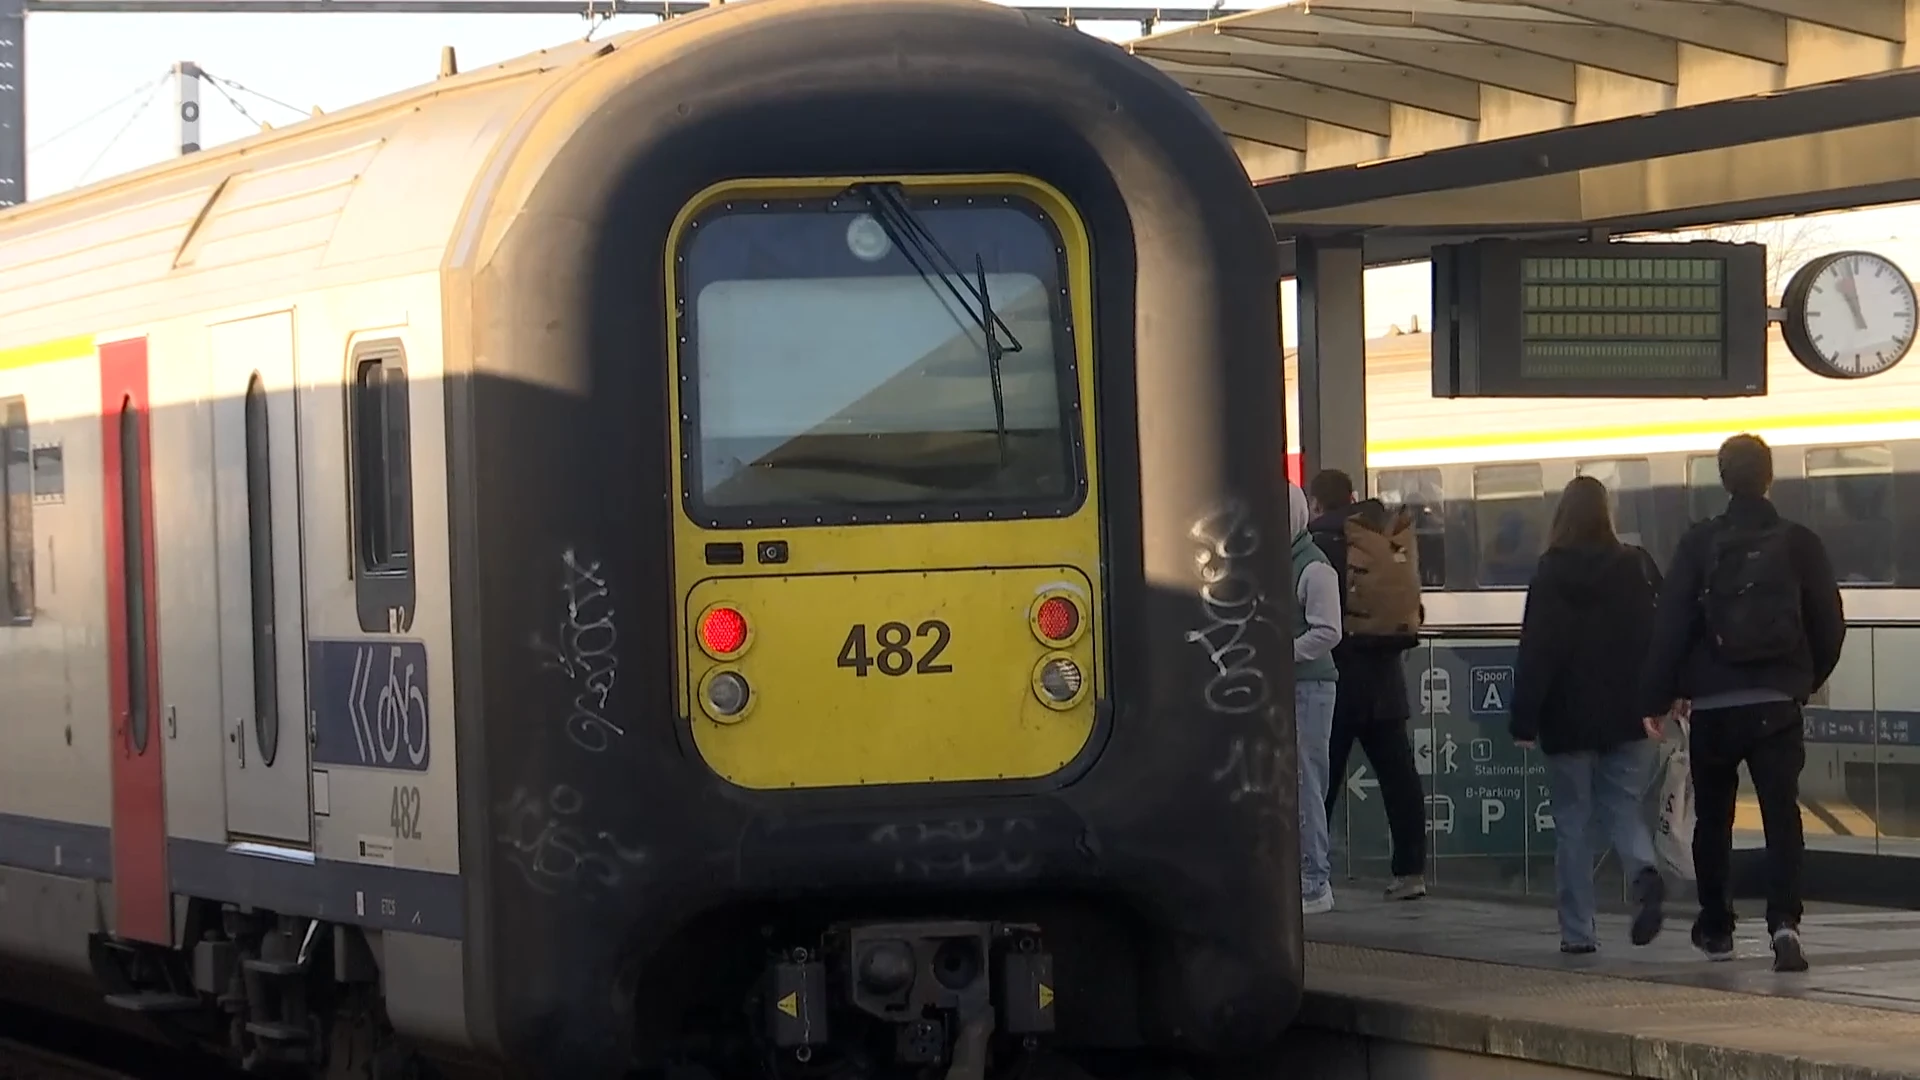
[1511,542,1662,755]
[1309,500,1419,722]
[1639,494,1846,716]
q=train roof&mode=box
[0,6,704,351]
[0,0,1208,355]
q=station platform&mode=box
[1278,890,1920,1080]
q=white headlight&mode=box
[1037,658,1084,703]
[705,670,750,717]
[846,214,892,262]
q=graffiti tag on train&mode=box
[496,784,648,897]
[867,816,1041,881]
[1185,500,1276,715]
[310,638,432,771]
[533,548,626,754]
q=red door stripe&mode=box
[100,337,170,946]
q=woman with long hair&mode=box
[1511,475,1667,954]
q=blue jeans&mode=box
[1546,740,1659,949]
[1296,679,1338,899]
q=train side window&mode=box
[118,399,149,751]
[32,444,63,502]
[244,374,281,766]
[1687,454,1728,522]
[1575,458,1654,555]
[1805,445,1894,585]
[348,342,413,576]
[1472,463,1546,588]
[346,338,417,634]
[0,396,31,624]
[1374,468,1446,589]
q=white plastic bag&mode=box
[1653,719,1696,882]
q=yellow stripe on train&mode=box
[1366,410,1920,461]
[0,334,96,373]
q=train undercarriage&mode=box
[84,900,418,1080]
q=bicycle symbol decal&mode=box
[311,639,431,772]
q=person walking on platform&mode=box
[1510,476,1667,955]
[1641,434,1845,973]
[1308,469,1428,902]
[1290,482,1344,914]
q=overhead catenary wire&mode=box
[75,76,170,186]
[201,71,312,120]
[202,75,264,130]
[29,70,170,153]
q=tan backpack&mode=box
[1342,506,1423,637]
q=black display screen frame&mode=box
[1433,238,1769,399]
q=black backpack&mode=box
[1700,519,1802,665]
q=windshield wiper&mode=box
[853,182,1017,464]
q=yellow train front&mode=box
[461,0,1300,1074]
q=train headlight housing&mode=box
[846,214,893,262]
[698,604,752,659]
[701,669,752,722]
[1035,596,1079,643]
[1032,655,1086,710]
[1029,592,1087,648]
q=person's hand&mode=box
[1643,716,1665,740]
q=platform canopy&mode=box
[1130,0,1920,241]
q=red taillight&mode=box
[700,606,748,655]
[1036,596,1080,642]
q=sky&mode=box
[19,3,1228,197]
[17,1,1920,347]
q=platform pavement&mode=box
[1286,890,1920,1079]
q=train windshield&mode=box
[678,193,1082,516]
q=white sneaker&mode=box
[1384,875,1428,901]
[1302,888,1336,915]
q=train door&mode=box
[101,337,171,944]
[210,312,314,845]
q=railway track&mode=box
[0,1036,139,1080]
[0,1006,240,1080]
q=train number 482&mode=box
[837,621,953,677]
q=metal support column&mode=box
[174,61,201,154]
[0,0,23,207]
[1294,234,1369,488]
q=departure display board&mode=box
[1432,239,1768,398]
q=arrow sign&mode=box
[1347,765,1379,801]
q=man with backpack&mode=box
[1641,434,1845,973]
[1308,469,1429,902]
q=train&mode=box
[0,0,1302,1077]
[1284,325,1920,849]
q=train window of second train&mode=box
[1687,454,1729,522]
[1,396,31,625]
[1473,463,1546,588]
[1575,458,1653,553]
[1805,445,1894,585]
[348,342,414,577]
[1374,468,1446,588]
[676,193,1081,521]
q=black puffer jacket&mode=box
[1510,542,1661,755]
[1639,494,1846,715]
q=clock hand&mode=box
[1838,264,1869,330]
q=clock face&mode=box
[1796,252,1918,377]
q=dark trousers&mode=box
[1690,699,1806,935]
[1324,691,1427,878]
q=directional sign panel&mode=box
[1338,644,1556,878]
[1429,643,1550,861]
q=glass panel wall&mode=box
[1329,626,1920,904]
